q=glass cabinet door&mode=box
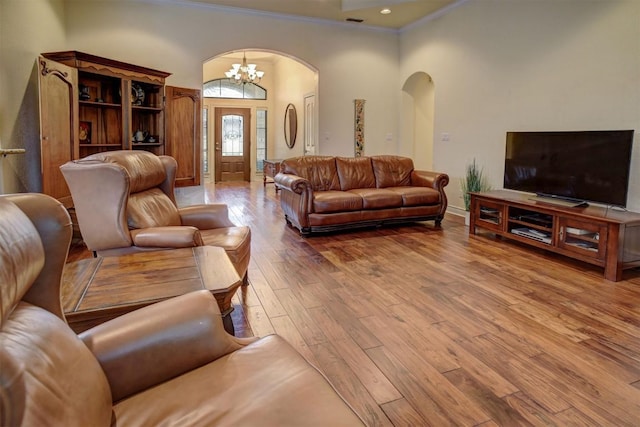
[473,199,504,232]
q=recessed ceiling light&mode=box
[380,8,391,15]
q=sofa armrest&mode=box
[411,170,450,192]
[274,173,311,194]
[130,226,204,248]
[412,170,449,217]
[274,173,314,231]
[80,290,257,402]
[179,204,235,229]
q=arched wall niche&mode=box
[401,72,434,170]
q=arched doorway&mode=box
[202,50,318,183]
[401,72,435,170]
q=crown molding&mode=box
[400,0,471,33]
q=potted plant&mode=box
[461,159,491,223]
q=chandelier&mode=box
[225,52,264,85]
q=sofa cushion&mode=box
[387,186,441,206]
[128,188,182,229]
[112,335,363,426]
[348,188,403,209]
[371,155,414,188]
[313,191,363,213]
[280,156,341,191]
[336,157,376,190]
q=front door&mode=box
[215,107,251,182]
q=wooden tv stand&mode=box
[469,190,640,281]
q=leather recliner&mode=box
[60,150,250,282]
[0,193,365,426]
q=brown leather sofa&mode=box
[0,193,365,426]
[60,150,250,282]
[275,155,449,234]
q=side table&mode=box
[61,246,242,334]
[263,159,283,192]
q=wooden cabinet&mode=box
[38,51,201,204]
[470,190,640,281]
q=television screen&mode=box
[503,130,634,207]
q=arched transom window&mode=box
[203,78,266,99]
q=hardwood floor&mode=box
[69,181,640,426]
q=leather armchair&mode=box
[60,150,250,282]
[0,193,365,426]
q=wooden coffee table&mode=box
[61,246,242,335]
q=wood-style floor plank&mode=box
[68,181,640,426]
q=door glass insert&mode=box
[222,114,243,156]
[256,108,267,171]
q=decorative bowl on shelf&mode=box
[131,83,145,105]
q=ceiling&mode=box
[189,0,462,30]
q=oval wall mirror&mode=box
[284,103,297,148]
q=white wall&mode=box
[3,0,638,213]
[0,0,399,193]
[401,0,640,211]
[0,0,66,193]
[272,56,317,160]
[63,0,399,155]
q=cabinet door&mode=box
[38,56,79,207]
[472,198,505,232]
[558,217,607,260]
[165,86,201,187]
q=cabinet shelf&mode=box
[132,142,162,147]
[564,241,598,252]
[508,218,552,233]
[565,233,599,244]
[132,105,162,112]
[80,100,121,108]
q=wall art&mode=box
[354,99,365,157]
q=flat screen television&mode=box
[503,130,634,207]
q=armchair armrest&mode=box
[179,204,235,229]
[80,290,257,402]
[130,226,204,248]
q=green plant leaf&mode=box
[461,158,491,211]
